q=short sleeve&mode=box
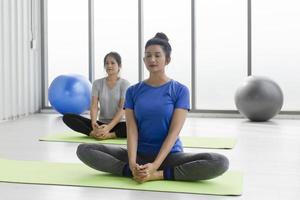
[175,85,190,111]
[124,86,134,110]
[120,80,130,99]
[92,81,99,97]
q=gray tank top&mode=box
[92,78,130,123]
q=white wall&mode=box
[0,0,41,120]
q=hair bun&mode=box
[154,32,169,42]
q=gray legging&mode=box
[77,144,229,181]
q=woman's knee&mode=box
[77,144,90,159]
[62,113,76,124]
[76,144,103,160]
[76,144,107,158]
[212,153,229,175]
[195,153,229,179]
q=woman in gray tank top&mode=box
[62,52,130,140]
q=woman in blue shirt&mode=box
[76,33,229,182]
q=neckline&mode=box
[105,77,120,90]
[143,79,173,88]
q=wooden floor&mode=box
[0,113,299,200]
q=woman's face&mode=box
[143,45,169,73]
[104,56,120,75]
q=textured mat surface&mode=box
[0,158,243,196]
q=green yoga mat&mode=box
[0,158,243,196]
[39,132,236,149]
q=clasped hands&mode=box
[90,122,111,140]
[130,162,160,183]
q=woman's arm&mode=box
[90,96,100,129]
[153,108,188,170]
[125,109,139,168]
[104,98,126,131]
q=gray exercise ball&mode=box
[235,76,284,122]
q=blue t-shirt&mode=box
[124,80,190,155]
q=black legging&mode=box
[62,113,127,138]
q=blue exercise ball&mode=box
[235,76,284,122]
[48,74,92,115]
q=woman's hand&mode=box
[90,125,115,140]
[138,163,158,176]
[91,121,100,130]
[98,124,110,135]
[129,163,141,177]
[131,163,161,183]
[90,129,104,139]
[129,163,147,179]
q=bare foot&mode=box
[133,170,163,183]
[89,130,97,137]
[93,132,117,140]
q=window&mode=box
[47,0,88,91]
[94,0,138,85]
[144,0,191,91]
[252,0,300,111]
[195,0,247,110]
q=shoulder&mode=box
[92,78,105,90]
[170,80,189,93]
[126,81,144,93]
[119,78,130,86]
[93,78,105,85]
